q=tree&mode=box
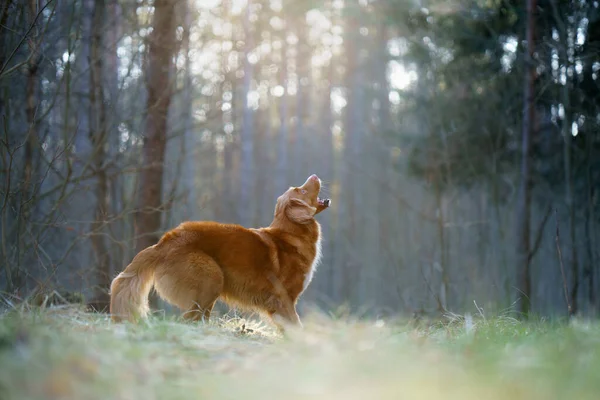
[134,0,176,264]
[515,0,535,317]
[549,0,577,316]
[13,0,43,291]
[88,0,111,309]
[276,16,289,195]
[239,0,254,227]
[294,12,310,183]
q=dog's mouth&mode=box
[317,197,331,207]
[300,175,331,211]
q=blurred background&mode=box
[1,0,599,319]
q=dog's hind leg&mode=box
[153,250,224,322]
[184,297,218,322]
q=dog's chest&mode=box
[302,236,322,292]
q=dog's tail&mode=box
[109,245,161,322]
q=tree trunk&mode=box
[134,0,176,265]
[375,19,392,133]
[366,19,392,306]
[515,0,536,317]
[88,0,111,310]
[105,0,123,271]
[294,18,309,182]
[561,61,578,317]
[254,30,273,226]
[276,22,289,194]
[238,0,254,227]
[585,115,597,314]
[435,180,448,311]
[215,0,231,221]
[15,0,41,292]
[338,0,365,305]
[181,1,195,220]
[321,46,335,303]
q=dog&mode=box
[109,174,331,330]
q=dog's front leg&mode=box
[272,307,302,327]
[271,310,303,334]
[266,295,303,332]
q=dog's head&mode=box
[274,175,331,224]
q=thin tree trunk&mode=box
[335,6,358,305]
[239,0,254,227]
[295,18,309,182]
[215,0,230,221]
[134,0,176,263]
[551,4,579,317]
[88,0,111,310]
[515,0,536,317]
[491,158,511,307]
[434,172,448,311]
[321,49,335,303]
[585,118,597,313]
[254,100,267,226]
[254,29,273,225]
[181,2,195,220]
[561,64,578,316]
[276,22,289,194]
[105,0,123,270]
[15,0,41,292]
[376,19,392,133]
[338,0,365,305]
[369,19,392,306]
[259,96,273,224]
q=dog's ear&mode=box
[286,198,316,223]
[274,195,285,217]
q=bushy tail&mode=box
[110,245,160,322]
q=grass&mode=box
[0,305,599,400]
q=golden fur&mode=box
[109,175,330,329]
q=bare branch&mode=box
[0,0,55,78]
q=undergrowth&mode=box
[0,304,599,400]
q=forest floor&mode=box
[0,305,599,400]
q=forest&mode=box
[1,0,599,320]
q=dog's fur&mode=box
[109,175,330,329]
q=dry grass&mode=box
[0,305,599,400]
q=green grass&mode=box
[1,305,599,400]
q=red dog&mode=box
[110,175,330,329]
